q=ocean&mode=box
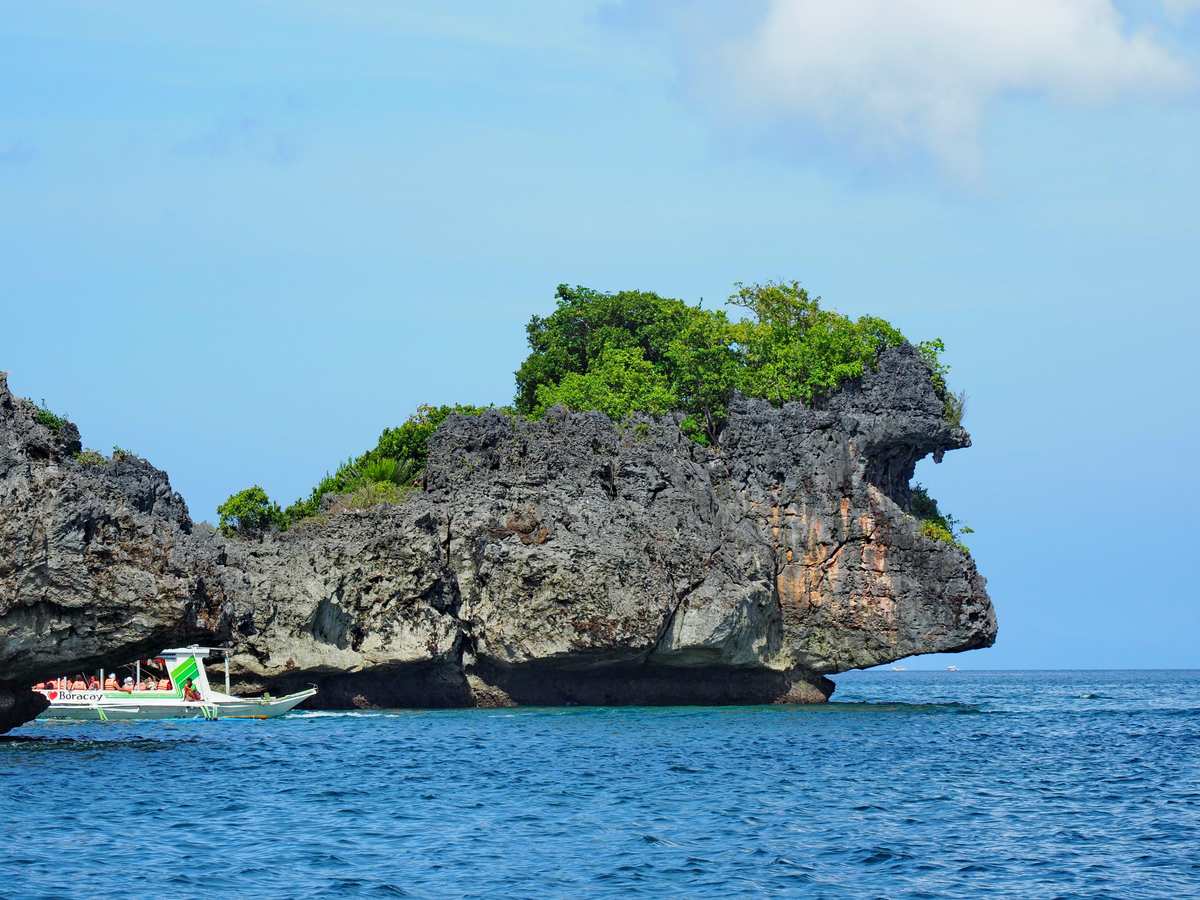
[3,670,1198,898]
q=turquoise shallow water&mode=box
[3,670,1199,898]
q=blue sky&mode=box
[3,1,1198,668]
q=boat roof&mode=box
[159,646,227,657]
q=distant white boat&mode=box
[890,665,907,671]
[35,646,314,722]
[946,665,959,672]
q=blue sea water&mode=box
[3,670,1199,898]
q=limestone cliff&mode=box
[0,345,995,731]
[0,373,231,731]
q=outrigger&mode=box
[35,646,316,722]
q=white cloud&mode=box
[707,0,1194,178]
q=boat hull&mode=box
[35,688,316,722]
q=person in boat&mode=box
[120,676,135,692]
[182,677,202,702]
[87,676,100,690]
[103,674,119,691]
[157,677,170,690]
[71,675,87,690]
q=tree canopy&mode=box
[217,486,284,537]
[533,345,677,421]
[514,280,938,444]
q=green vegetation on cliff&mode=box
[74,449,107,467]
[34,402,68,433]
[218,486,285,536]
[516,281,951,444]
[219,279,960,532]
[910,484,973,553]
[280,403,492,525]
[220,404,495,531]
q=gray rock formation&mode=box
[0,373,235,731]
[0,345,995,732]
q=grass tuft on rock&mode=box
[34,402,68,433]
[74,449,107,467]
[911,484,973,554]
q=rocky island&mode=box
[0,282,995,732]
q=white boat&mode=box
[946,665,959,672]
[35,646,315,722]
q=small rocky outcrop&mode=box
[0,373,234,731]
[0,346,996,732]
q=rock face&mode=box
[0,345,995,732]
[0,373,233,732]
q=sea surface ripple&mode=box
[3,670,1199,898]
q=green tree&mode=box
[513,280,944,440]
[664,308,741,444]
[728,279,822,342]
[534,346,677,420]
[729,281,906,405]
[515,284,745,441]
[283,403,493,524]
[373,403,490,469]
[515,285,696,415]
[218,486,285,537]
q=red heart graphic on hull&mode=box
[47,691,58,700]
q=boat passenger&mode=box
[121,676,135,693]
[182,677,202,702]
[157,678,171,690]
[103,674,118,690]
[87,676,100,690]
[32,682,44,690]
[71,675,87,690]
